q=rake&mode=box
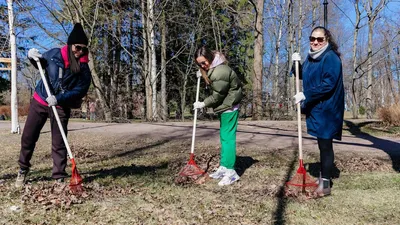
[36,60,83,194]
[177,74,206,179]
[286,55,318,193]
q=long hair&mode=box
[195,46,215,64]
[311,26,341,57]
[68,45,81,74]
[194,46,214,85]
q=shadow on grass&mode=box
[83,139,170,164]
[114,139,170,158]
[0,168,54,182]
[82,163,168,183]
[39,123,122,134]
[273,148,298,225]
[344,120,400,172]
[150,122,317,147]
[235,156,259,177]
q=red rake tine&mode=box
[179,153,205,177]
[69,158,83,193]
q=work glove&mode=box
[196,70,202,78]
[193,101,205,110]
[293,92,306,104]
[46,95,57,107]
[292,52,301,62]
[28,48,42,61]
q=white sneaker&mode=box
[209,166,227,179]
[218,169,240,186]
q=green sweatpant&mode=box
[219,110,239,169]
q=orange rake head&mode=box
[286,160,318,196]
[69,158,83,194]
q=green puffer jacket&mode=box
[203,64,243,113]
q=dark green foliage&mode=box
[359,106,366,115]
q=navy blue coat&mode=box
[301,45,345,140]
[33,48,92,109]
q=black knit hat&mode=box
[67,23,88,45]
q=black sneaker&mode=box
[15,169,29,188]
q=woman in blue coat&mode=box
[15,23,92,188]
[293,26,344,196]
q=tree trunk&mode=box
[142,0,152,121]
[286,0,294,119]
[366,19,374,119]
[272,4,283,107]
[88,54,112,121]
[311,0,319,27]
[351,0,361,119]
[114,18,122,118]
[148,0,158,121]
[7,0,20,134]
[396,47,400,102]
[252,0,264,120]
[161,11,167,121]
[125,16,135,120]
[365,0,386,119]
[107,25,113,109]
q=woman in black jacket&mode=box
[15,23,92,188]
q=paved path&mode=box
[1,120,399,158]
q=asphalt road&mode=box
[1,120,399,158]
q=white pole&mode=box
[190,76,201,154]
[7,0,20,134]
[35,61,74,160]
[295,60,302,160]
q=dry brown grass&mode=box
[0,105,11,117]
[378,104,400,126]
[0,124,399,224]
[0,104,30,118]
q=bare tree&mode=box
[363,0,387,118]
[351,0,363,119]
[251,0,264,120]
[148,0,158,121]
[160,10,167,121]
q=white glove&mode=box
[193,101,205,110]
[46,95,57,107]
[293,92,306,104]
[292,52,301,62]
[28,48,42,61]
[196,70,202,78]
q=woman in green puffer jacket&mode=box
[193,46,243,186]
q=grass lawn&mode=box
[0,121,399,224]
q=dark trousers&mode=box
[317,138,334,180]
[18,99,71,179]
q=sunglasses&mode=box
[74,45,89,53]
[309,36,325,43]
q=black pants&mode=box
[18,99,70,179]
[317,138,334,180]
